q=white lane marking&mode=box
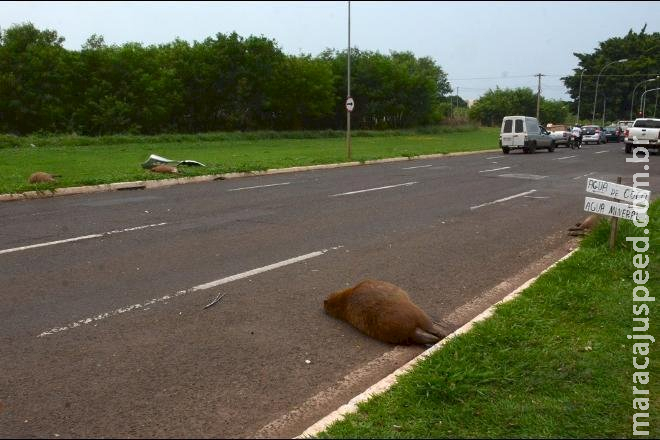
[0,223,168,256]
[228,182,291,191]
[572,172,596,180]
[37,246,343,337]
[594,151,608,154]
[485,156,502,160]
[401,164,432,170]
[470,190,537,210]
[479,166,511,173]
[524,196,550,199]
[330,182,417,197]
[554,155,577,160]
[498,173,547,180]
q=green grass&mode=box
[0,126,498,194]
[319,202,660,439]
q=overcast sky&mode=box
[1,1,658,101]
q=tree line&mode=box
[561,25,660,123]
[3,23,654,136]
[468,88,570,126]
[0,23,451,135]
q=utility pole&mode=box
[576,69,585,124]
[456,86,460,117]
[450,87,453,120]
[536,73,544,120]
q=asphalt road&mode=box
[1,143,657,438]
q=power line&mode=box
[448,75,537,80]
[449,73,660,80]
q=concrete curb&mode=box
[0,149,500,203]
[295,247,579,438]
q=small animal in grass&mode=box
[323,279,453,345]
[28,172,59,184]
[568,214,603,236]
[150,164,179,174]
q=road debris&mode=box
[204,292,228,309]
[141,154,206,169]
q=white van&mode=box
[499,116,555,154]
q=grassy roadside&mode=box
[319,201,659,438]
[0,126,498,194]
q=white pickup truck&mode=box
[624,118,660,154]
[546,123,571,147]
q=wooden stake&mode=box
[609,176,622,251]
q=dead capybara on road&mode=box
[323,279,452,345]
[28,172,57,183]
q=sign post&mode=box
[582,177,651,250]
[609,177,622,250]
[346,1,351,160]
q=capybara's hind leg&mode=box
[412,327,440,345]
[428,320,456,339]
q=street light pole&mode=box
[601,94,606,127]
[630,77,657,120]
[346,0,351,160]
[641,87,660,117]
[576,69,585,124]
[592,58,627,124]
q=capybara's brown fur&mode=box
[150,164,179,174]
[28,172,57,184]
[568,214,603,236]
[323,279,451,345]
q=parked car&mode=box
[617,120,635,131]
[580,125,607,144]
[546,123,571,147]
[604,126,623,143]
[499,116,555,154]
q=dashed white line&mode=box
[228,182,291,191]
[0,223,168,256]
[330,182,417,197]
[479,166,511,173]
[401,165,432,170]
[485,156,502,160]
[470,190,537,210]
[37,246,343,337]
[498,173,547,180]
[573,172,596,180]
[554,155,577,160]
[594,151,608,154]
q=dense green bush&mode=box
[0,23,452,135]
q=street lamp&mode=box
[640,87,660,117]
[346,0,351,160]
[576,69,586,124]
[630,77,658,120]
[592,58,627,124]
[601,93,606,127]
